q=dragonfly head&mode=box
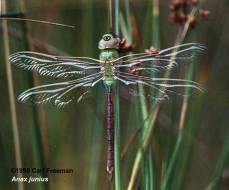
[98,34,120,50]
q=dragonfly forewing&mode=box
[9,51,102,79]
[113,43,206,68]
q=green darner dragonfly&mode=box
[9,33,205,175]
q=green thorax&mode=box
[99,49,119,86]
[99,49,119,62]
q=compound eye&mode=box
[103,35,112,41]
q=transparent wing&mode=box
[9,51,102,79]
[18,72,103,108]
[113,43,206,71]
[115,71,203,101]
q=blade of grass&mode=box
[0,17,75,28]
[114,88,121,190]
[137,2,152,188]
[171,94,205,190]
[124,0,132,40]
[148,1,160,189]
[83,1,103,189]
[127,106,159,190]
[152,0,160,47]
[144,157,150,190]
[206,135,229,190]
[1,1,24,190]
[161,129,183,190]
[148,148,154,190]
[113,0,121,189]
[121,127,141,160]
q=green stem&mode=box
[114,89,121,190]
[114,1,121,190]
[114,0,120,35]
[148,148,154,190]
[125,0,132,41]
[206,136,229,190]
[152,0,160,47]
[161,129,183,190]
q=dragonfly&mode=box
[9,33,205,176]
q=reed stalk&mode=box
[1,1,24,190]
[136,3,152,188]
[206,135,229,190]
[114,0,121,187]
[84,1,104,189]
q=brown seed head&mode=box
[199,9,210,19]
[189,0,199,6]
[169,0,208,27]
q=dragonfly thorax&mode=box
[99,49,119,62]
[100,49,119,87]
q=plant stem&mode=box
[152,0,160,47]
[108,0,113,31]
[206,136,229,190]
[113,0,121,189]
[127,106,159,190]
[125,0,132,42]
[161,129,183,190]
[114,0,120,35]
[148,148,154,190]
[1,1,24,190]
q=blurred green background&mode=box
[0,0,229,190]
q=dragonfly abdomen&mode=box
[106,88,114,175]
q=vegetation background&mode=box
[0,0,229,190]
